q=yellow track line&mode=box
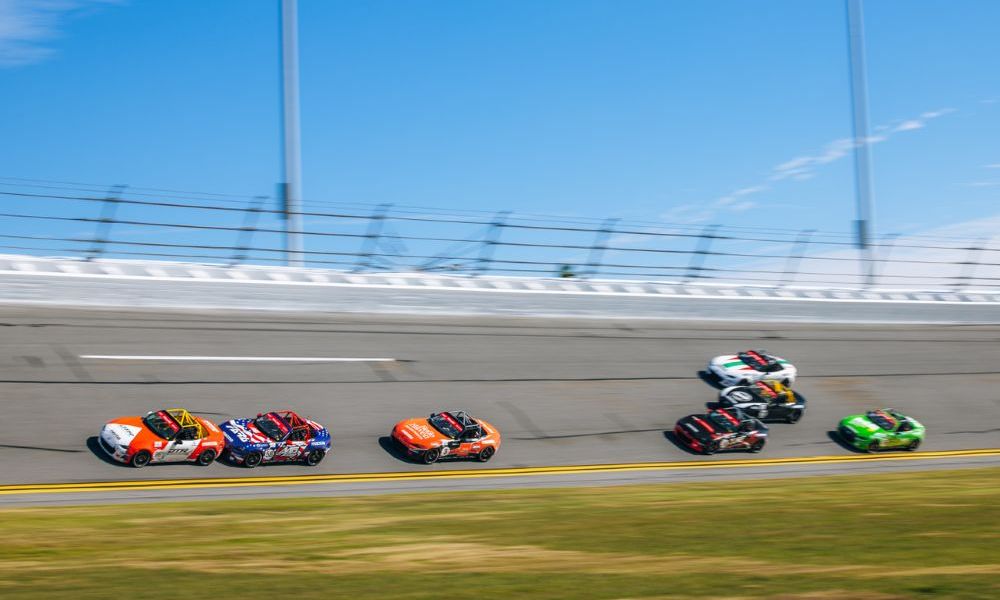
[2,448,998,496]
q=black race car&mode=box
[718,380,806,423]
[673,407,768,455]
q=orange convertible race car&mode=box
[391,410,500,464]
[98,408,224,468]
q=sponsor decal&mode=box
[407,423,436,440]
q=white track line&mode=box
[79,355,397,362]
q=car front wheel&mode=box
[749,439,765,453]
[867,440,880,453]
[243,451,263,468]
[477,447,495,462]
[786,409,802,424]
[907,438,921,452]
[130,450,151,468]
[422,448,440,464]
[703,440,719,455]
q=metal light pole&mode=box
[279,0,304,267]
[846,0,876,286]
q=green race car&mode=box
[837,408,924,453]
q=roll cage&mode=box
[163,408,205,440]
[258,410,315,442]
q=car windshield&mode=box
[867,411,897,430]
[254,413,290,441]
[738,351,782,373]
[428,412,463,439]
[143,410,181,440]
[706,411,739,433]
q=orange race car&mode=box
[391,410,500,464]
[98,408,224,468]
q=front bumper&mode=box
[391,434,426,457]
[707,364,742,386]
[673,426,704,452]
[98,434,128,462]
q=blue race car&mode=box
[221,410,331,468]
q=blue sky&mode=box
[1,0,999,245]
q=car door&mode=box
[159,438,200,462]
[276,439,307,461]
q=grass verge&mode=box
[1,467,997,599]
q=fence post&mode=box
[354,203,391,272]
[86,184,127,261]
[683,224,719,283]
[954,237,988,288]
[477,211,510,275]
[582,218,619,279]
[780,229,816,286]
[229,196,267,266]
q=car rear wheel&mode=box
[422,448,440,464]
[867,440,880,453]
[243,451,263,468]
[305,450,325,466]
[196,449,216,466]
[477,447,495,462]
[130,450,151,468]
[786,409,802,424]
[907,438,921,452]
[749,439,765,453]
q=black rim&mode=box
[869,441,879,452]
[424,449,439,464]
[198,450,215,465]
[132,452,150,467]
[479,448,494,461]
[788,410,801,423]
[307,451,324,465]
[245,453,262,467]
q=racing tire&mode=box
[196,449,216,466]
[781,379,791,386]
[422,448,440,464]
[703,440,719,456]
[786,409,803,424]
[477,447,495,462]
[867,440,880,454]
[130,450,152,468]
[305,450,325,466]
[749,439,765,453]
[243,451,263,468]
[907,439,921,452]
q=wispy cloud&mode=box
[962,181,1000,188]
[0,0,120,68]
[660,107,957,226]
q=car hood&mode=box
[101,419,144,448]
[220,418,272,449]
[393,418,447,449]
[840,415,883,437]
[676,415,716,442]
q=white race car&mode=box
[707,350,797,386]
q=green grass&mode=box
[1,468,998,599]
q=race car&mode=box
[98,408,224,468]
[706,349,797,386]
[718,380,806,423]
[837,408,925,453]
[391,410,500,464]
[673,407,768,455]
[220,410,331,467]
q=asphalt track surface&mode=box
[0,306,997,504]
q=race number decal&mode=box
[439,446,450,456]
